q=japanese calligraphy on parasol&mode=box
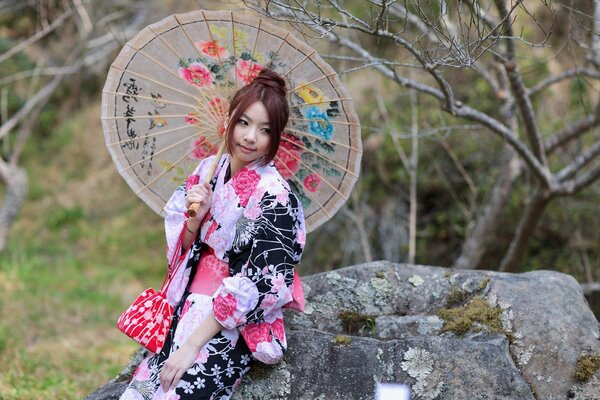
[101,10,362,232]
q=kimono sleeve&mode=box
[163,155,215,263]
[212,190,306,330]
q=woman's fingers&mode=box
[170,370,185,391]
[160,366,176,392]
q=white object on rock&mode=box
[375,383,410,400]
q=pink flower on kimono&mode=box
[261,294,278,310]
[212,184,237,219]
[195,348,209,364]
[304,173,321,192]
[206,229,230,258]
[232,169,260,207]
[213,293,238,322]
[240,323,271,352]
[274,134,302,178]
[253,340,284,364]
[243,196,261,220]
[236,59,263,85]
[133,360,150,381]
[179,62,212,87]
[271,318,285,341]
[270,273,286,293]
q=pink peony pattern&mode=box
[179,62,212,87]
[191,136,216,160]
[303,173,321,192]
[253,341,284,364]
[213,293,237,322]
[274,134,303,179]
[235,59,263,85]
[231,168,260,207]
[239,323,271,352]
[271,318,285,341]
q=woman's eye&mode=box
[237,119,248,126]
[262,128,271,134]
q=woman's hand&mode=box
[185,182,213,222]
[159,340,200,392]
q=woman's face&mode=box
[229,101,272,168]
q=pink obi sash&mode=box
[188,246,305,312]
[188,247,229,296]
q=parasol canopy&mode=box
[101,10,362,232]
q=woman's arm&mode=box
[181,182,213,251]
[159,312,223,391]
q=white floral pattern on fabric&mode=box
[120,293,250,400]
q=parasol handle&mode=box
[187,142,226,217]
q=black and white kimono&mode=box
[120,154,306,400]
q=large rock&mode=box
[87,262,600,399]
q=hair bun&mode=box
[251,68,287,95]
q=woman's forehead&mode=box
[242,101,270,124]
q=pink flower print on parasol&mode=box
[184,112,200,125]
[196,40,228,59]
[303,173,321,193]
[274,133,303,179]
[179,62,213,87]
[191,136,217,159]
[236,59,263,85]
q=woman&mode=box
[120,68,306,400]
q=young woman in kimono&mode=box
[120,68,306,400]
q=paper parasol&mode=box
[101,10,362,232]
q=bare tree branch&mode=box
[494,0,547,167]
[530,67,600,96]
[0,6,74,64]
[555,162,600,196]
[545,113,600,154]
[556,139,600,182]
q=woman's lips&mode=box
[238,144,256,153]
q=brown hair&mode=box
[225,68,289,164]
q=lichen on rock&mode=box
[401,347,445,399]
[401,347,434,380]
[409,275,425,287]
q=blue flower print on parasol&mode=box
[303,106,333,140]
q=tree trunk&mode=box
[0,165,28,251]
[499,189,551,272]
[454,144,521,269]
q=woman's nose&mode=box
[244,128,257,142]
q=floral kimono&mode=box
[120,154,306,400]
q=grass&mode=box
[0,101,166,399]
